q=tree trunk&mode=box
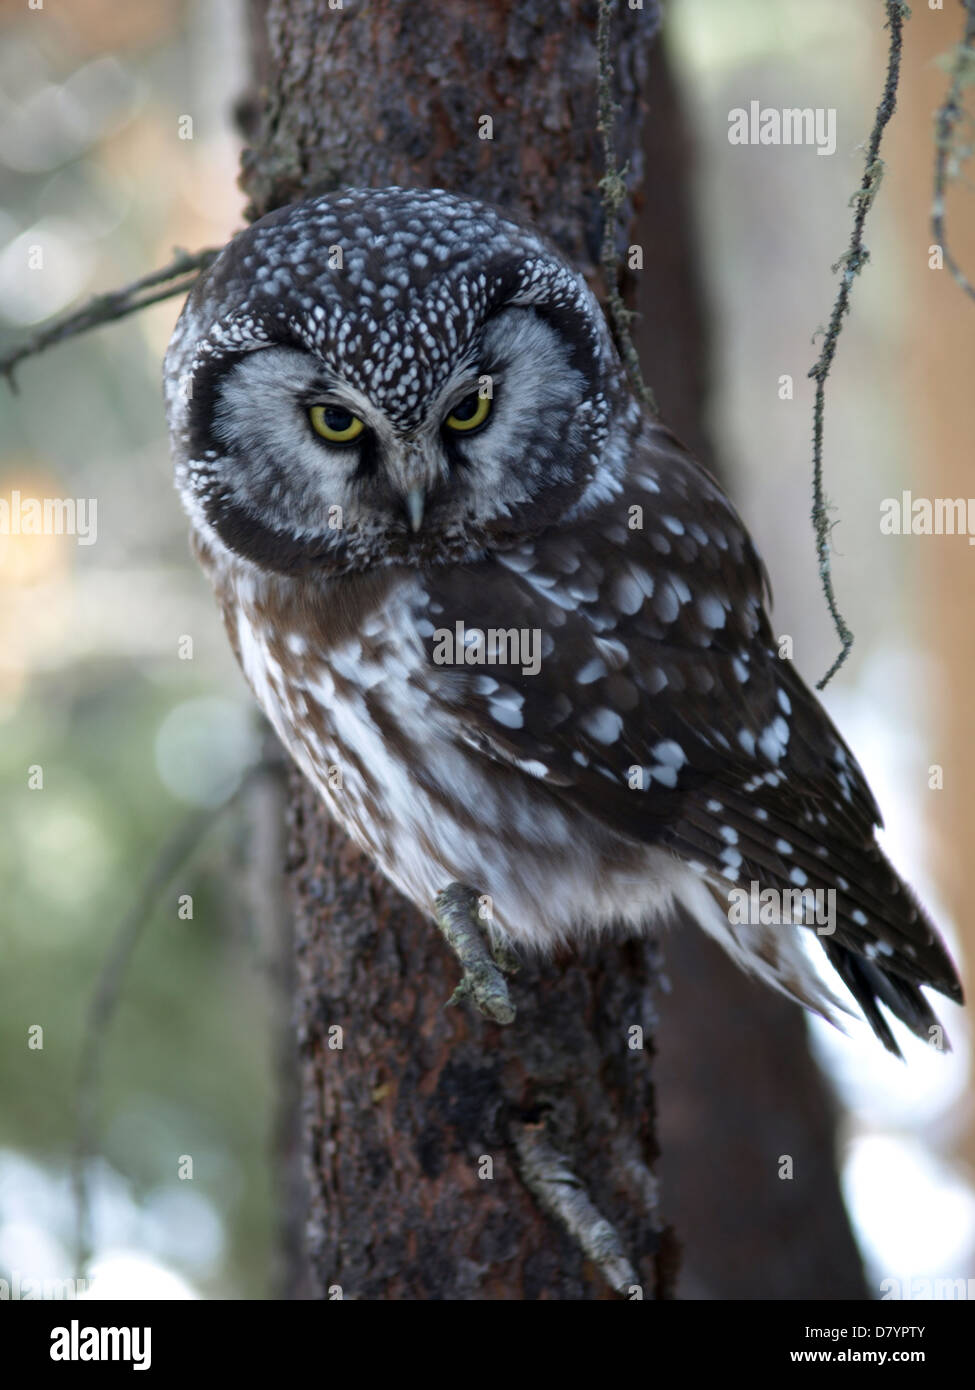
[238,0,866,1299]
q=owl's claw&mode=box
[488,934,520,977]
[435,882,516,1025]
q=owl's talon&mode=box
[435,883,516,1025]
[488,936,521,977]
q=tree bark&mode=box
[238,0,866,1299]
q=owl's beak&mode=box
[405,486,425,533]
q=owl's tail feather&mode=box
[821,939,949,1059]
[673,785,962,1057]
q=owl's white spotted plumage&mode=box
[165,186,962,1055]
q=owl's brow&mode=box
[442,369,492,402]
[294,373,367,405]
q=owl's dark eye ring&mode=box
[309,404,366,444]
[445,391,492,435]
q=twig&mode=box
[72,761,268,1274]
[932,0,975,302]
[0,247,220,390]
[596,0,658,416]
[807,1,910,691]
[514,1118,638,1296]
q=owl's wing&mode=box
[420,425,960,1052]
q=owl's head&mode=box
[165,187,635,577]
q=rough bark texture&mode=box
[287,781,668,1299]
[238,0,867,1299]
[241,0,648,281]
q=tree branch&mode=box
[513,1116,639,1296]
[0,248,220,390]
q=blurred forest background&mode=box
[0,0,973,1298]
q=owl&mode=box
[165,186,962,1056]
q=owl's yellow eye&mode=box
[309,404,365,443]
[445,392,492,433]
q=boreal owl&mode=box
[164,186,962,1055]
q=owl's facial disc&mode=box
[184,298,612,577]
